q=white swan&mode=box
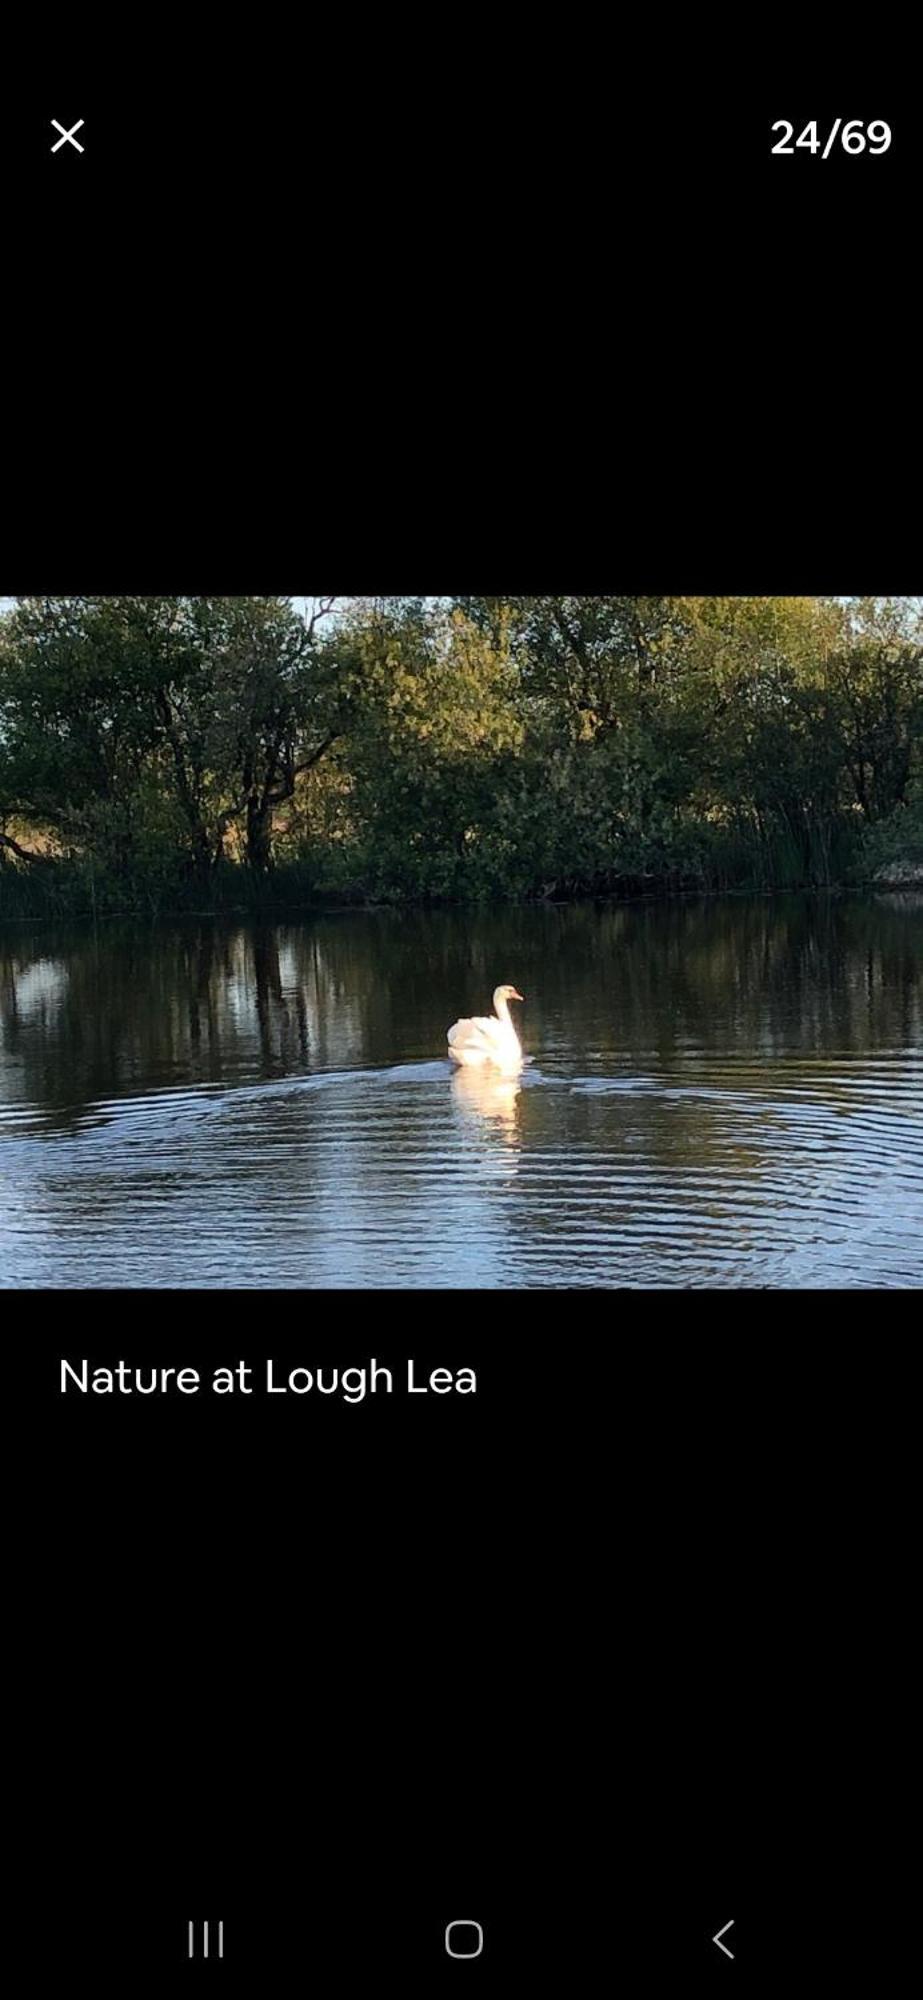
[447,984,524,1071]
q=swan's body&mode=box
[447,984,524,1072]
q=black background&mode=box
[17,1318,918,1988]
[4,49,920,1993]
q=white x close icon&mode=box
[51,119,85,154]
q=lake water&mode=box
[1,897,921,1287]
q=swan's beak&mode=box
[510,989,524,1002]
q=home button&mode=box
[445,1920,484,1959]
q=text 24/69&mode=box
[771,120,891,159]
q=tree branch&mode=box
[304,596,337,644]
[258,719,289,819]
[2,799,86,835]
[0,829,42,862]
[266,731,340,803]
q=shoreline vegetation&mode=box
[1,870,921,931]
[2,595,920,925]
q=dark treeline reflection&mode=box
[1,896,920,1127]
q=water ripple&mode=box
[2,1050,921,1287]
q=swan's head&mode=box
[493,983,524,1007]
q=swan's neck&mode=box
[494,994,512,1027]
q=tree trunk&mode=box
[246,796,274,875]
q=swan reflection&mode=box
[451,1063,522,1142]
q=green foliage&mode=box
[1,594,920,915]
[859,770,923,883]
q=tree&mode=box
[193,596,343,874]
[0,595,349,883]
[334,599,523,895]
[825,599,922,822]
[2,593,920,909]
[0,595,180,868]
